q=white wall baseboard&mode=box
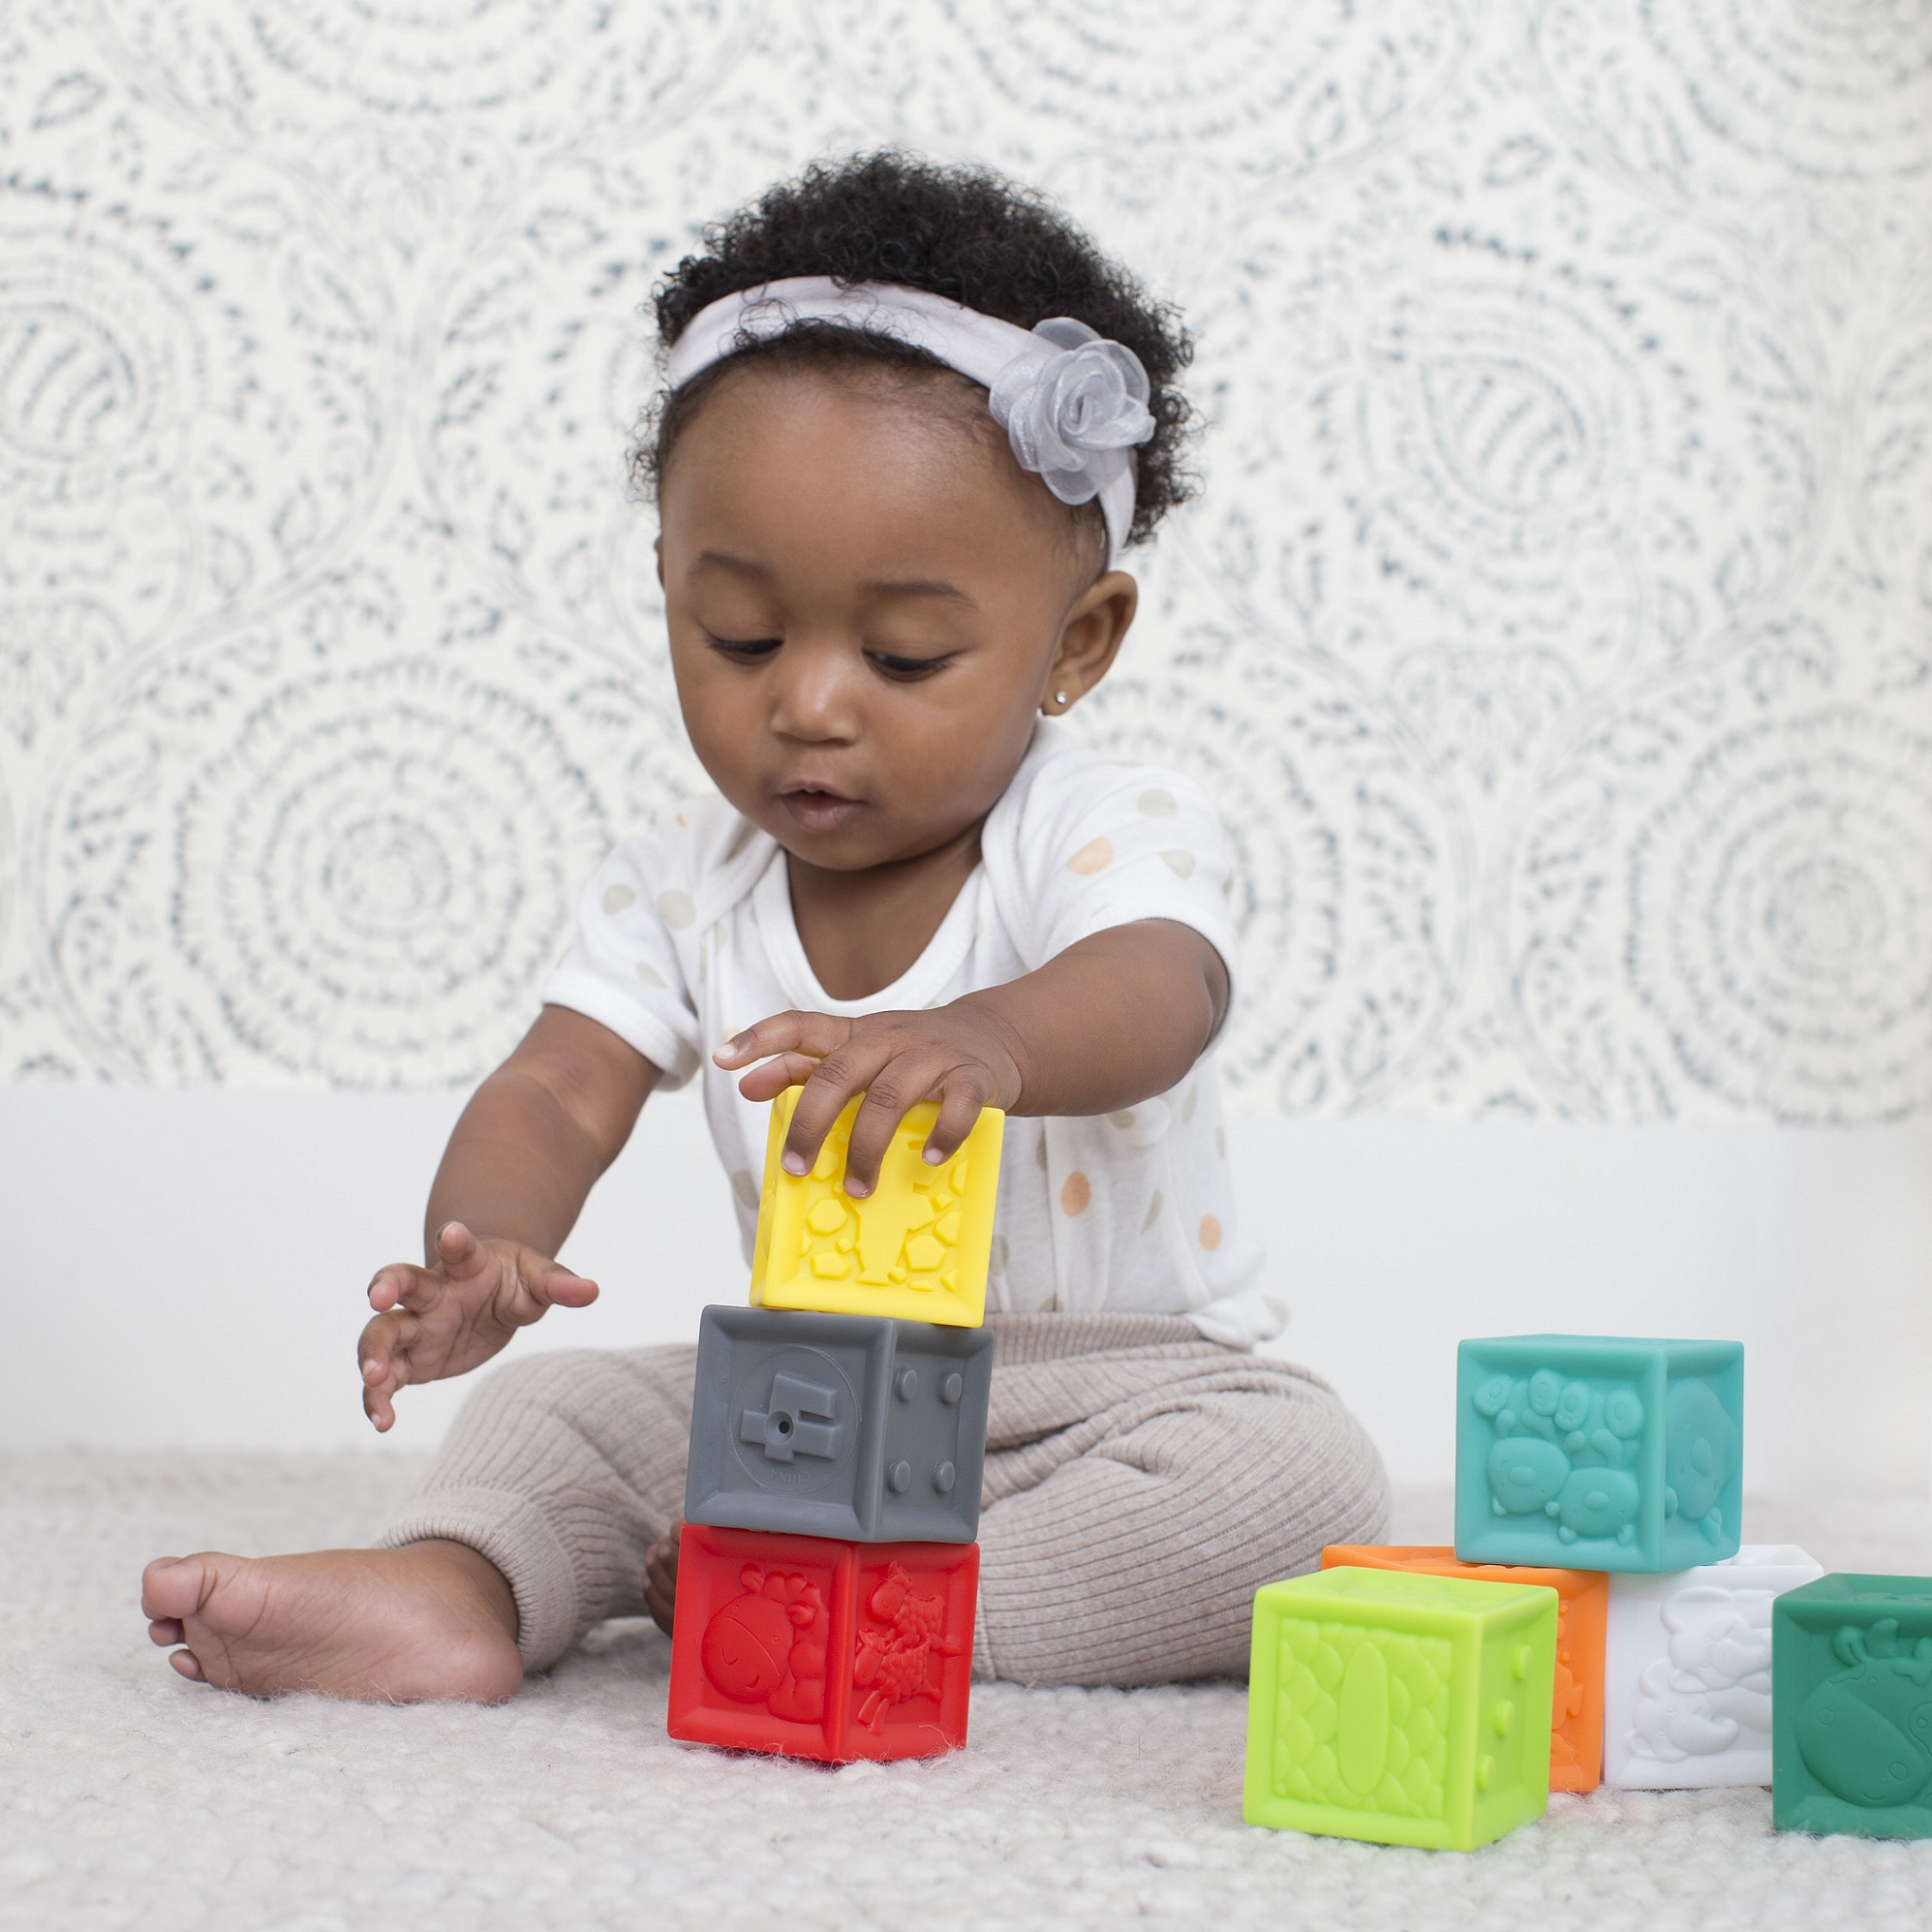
[5,1089,1927,1503]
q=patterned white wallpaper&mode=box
[1,0,1928,1120]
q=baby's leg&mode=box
[375,1345,695,1671]
[144,1344,694,1699]
[972,1314,1389,1687]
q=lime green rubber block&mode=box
[1244,1566,1558,1850]
[1774,1572,1932,1839]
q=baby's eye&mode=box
[867,651,952,681]
[705,633,782,661]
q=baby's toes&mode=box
[169,1649,207,1681]
[140,1554,201,1621]
[148,1617,185,1646]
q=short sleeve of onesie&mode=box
[979,724,1241,1010]
[538,801,749,1089]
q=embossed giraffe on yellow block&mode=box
[748,1088,1005,1327]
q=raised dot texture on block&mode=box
[684,1305,993,1544]
[748,1089,1002,1327]
[1245,1566,1557,1851]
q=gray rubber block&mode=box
[684,1305,994,1543]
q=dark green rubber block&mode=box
[1773,1572,1932,1839]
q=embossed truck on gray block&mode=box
[684,1305,993,1543]
[1454,1334,1743,1574]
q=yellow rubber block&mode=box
[749,1089,1003,1328]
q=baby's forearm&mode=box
[956,919,1228,1119]
[423,1006,658,1262]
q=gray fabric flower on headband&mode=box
[989,318,1155,506]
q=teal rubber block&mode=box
[1774,1573,1932,1840]
[1454,1335,1742,1575]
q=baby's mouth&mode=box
[779,786,862,834]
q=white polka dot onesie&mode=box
[539,718,1279,1346]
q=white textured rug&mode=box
[6,1454,1932,1931]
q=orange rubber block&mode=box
[1322,1544,1607,1793]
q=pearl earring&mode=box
[1055,690,1070,707]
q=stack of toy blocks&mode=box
[666,1089,1003,1763]
[1244,1333,1764,1849]
[1452,1335,1783,1805]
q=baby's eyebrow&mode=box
[858,575,979,610]
[688,552,976,611]
[690,548,771,581]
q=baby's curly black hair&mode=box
[637,151,1195,552]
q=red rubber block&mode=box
[667,1522,978,1763]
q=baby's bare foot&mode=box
[643,1523,682,1637]
[140,1540,522,1702]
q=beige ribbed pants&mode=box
[379,1312,1389,1686]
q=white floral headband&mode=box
[661,276,1156,565]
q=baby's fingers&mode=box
[357,1309,417,1432]
[506,1255,599,1323]
[366,1261,440,1316]
[715,1011,852,1073]
[782,1041,899,1185]
[919,1076,989,1169]
[734,1051,826,1103]
[841,1061,955,1197]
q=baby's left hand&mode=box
[714,1004,1023,1197]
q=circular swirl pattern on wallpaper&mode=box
[0,171,387,643]
[1076,660,1461,1110]
[1628,711,1932,1119]
[176,662,604,1085]
[96,0,763,146]
[423,138,785,656]
[954,0,1471,147]
[1532,0,1932,189]
[43,644,613,1087]
[1512,694,1932,1122]
[1190,145,1824,713]
[1858,322,1932,612]
[811,0,1471,153]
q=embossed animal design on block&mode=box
[668,1524,978,1763]
[1604,1546,1823,1788]
[749,1089,1005,1327]
[698,1563,829,1723]
[1243,1566,1558,1850]
[1774,1574,1932,1839]
[852,1561,965,1733]
[1455,1335,1743,1573]
[1323,1545,1608,1793]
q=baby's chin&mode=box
[768,808,982,875]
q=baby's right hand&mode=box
[356,1222,598,1431]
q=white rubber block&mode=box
[1603,1545,1825,1788]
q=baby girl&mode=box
[141,152,1388,1701]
